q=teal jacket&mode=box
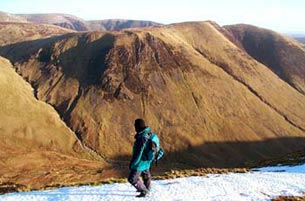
[129,127,152,171]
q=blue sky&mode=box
[0,0,304,33]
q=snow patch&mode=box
[1,165,305,201]
[254,164,305,173]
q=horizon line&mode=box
[1,10,305,35]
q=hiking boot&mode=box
[136,190,150,198]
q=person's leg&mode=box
[141,169,152,191]
[128,170,148,193]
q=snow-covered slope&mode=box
[0,165,304,201]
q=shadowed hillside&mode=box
[224,24,305,95]
[1,21,304,173]
[112,137,305,177]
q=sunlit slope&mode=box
[0,56,107,188]
[166,22,305,130]
[224,24,305,95]
[0,56,87,155]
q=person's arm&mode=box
[129,137,146,169]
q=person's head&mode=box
[134,118,146,132]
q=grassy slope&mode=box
[0,57,79,153]
[224,24,305,95]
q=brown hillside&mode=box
[0,22,74,46]
[0,21,305,171]
[0,57,112,189]
[224,24,305,95]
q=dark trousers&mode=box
[128,169,151,192]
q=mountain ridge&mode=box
[0,11,162,31]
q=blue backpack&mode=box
[146,133,164,166]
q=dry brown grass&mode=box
[273,196,305,201]
[225,24,305,95]
[253,150,305,168]
[0,57,81,155]
[153,167,248,180]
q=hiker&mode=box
[128,118,153,198]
